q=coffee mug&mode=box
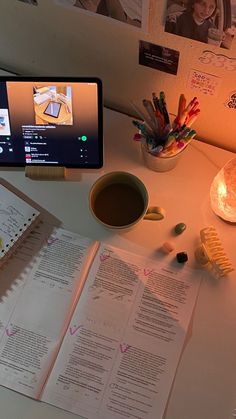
[89,171,165,230]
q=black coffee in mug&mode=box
[93,182,145,227]
[90,171,164,230]
[89,172,149,229]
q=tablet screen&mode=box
[43,101,61,118]
[0,77,103,168]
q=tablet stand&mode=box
[25,166,65,180]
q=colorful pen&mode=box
[132,92,200,157]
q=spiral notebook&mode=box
[0,183,40,267]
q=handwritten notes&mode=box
[187,69,221,97]
[0,184,40,264]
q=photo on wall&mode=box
[17,0,38,5]
[54,0,150,31]
[165,0,236,49]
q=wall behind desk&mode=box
[1,0,236,151]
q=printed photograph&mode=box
[54,0,149,30]
[139,40,180,75]
[33,85,73,125]
[17,0,38,5]
[165,0,236,49]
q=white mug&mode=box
[89,171,165,230]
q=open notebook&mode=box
[0,180,202,419]
[0,184,40,267]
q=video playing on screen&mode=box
[0,77,103,168]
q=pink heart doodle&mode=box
[144,268,154,276]
[100,253,110,262]
[46,237,59,246]
[6,328,18,337]
[120,343,131,353]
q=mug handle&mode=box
[143,206,165,221]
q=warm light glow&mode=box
[210,157,236,223]
[217,181,227,212]
[217,181,227,198]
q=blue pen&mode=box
[132,120,153,137]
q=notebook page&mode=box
[42,243,202,419]
[0,227,96,399]
[0,184,40,266]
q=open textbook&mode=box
[0,183,202,419]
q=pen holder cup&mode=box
[141,144,182,172]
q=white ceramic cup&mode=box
[141,144,182,172]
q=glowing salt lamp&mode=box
[210,157,236,223]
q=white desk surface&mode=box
[0,108,236,419]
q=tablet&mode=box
[0,76,103,168]
[43,101,61,118]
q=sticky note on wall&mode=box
[187,69,222,97]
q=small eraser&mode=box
[162,241,175,254]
